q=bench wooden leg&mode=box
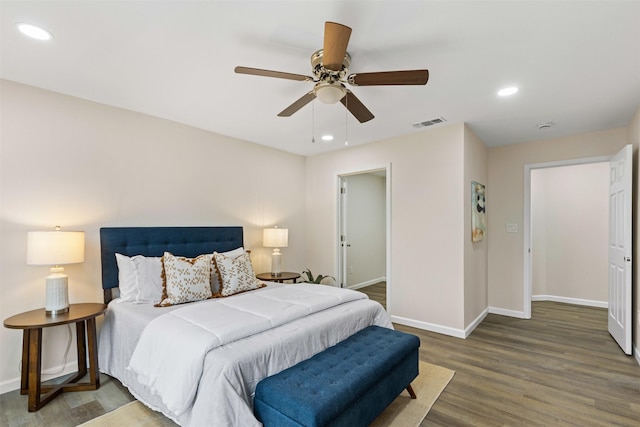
[406,384,417,399]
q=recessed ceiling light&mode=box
[16,23,53,41]
[321,135,334,142]
[497,86,518,97]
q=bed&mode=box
[97,226,392,426]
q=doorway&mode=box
[524,146,633,355]
[338,166,390,310]
[524,155,611,318]
[530,162,609,307]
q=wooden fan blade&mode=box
[323,22,352,71]
[347,70,429,86]
[278,91,316,117]
[340,90,374,123]
[235,66,313,82]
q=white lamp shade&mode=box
[263,228,288,248]
[27,231,85,265]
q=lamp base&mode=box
[45,307,69,316]
[45,270,69,316]
[271,248,282,277]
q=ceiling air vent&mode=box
[412,117,447,128]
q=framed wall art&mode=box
[472,181,486,242]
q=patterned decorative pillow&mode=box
[211,247,245,294]
[213,251,265,297]
[156,252,213,307]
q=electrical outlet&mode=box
[506,224,518,233]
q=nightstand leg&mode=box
[20,330,30,394]
[76,321,87,377]
[86,317,100,388]
[27,328,42,412]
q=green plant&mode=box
[301,268,334,284]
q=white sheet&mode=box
[99,283,392,426]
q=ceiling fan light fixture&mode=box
[314,82,347,104]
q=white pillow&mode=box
[115,253,137,302]
[156,252,213,307]
[115,254,163,303]
[211,247,245,293]
[213,251,264,297]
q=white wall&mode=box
[344,173,386,288]
[463,126,489,327]
[0,80,307,392]
[307,123,469,334]
[531,163,609,305]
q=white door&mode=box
[608,144,632,355]
[339,178,349,288]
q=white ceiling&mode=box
[2,1,639,156]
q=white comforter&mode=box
[100,283,392,426]
[127,284,367,416]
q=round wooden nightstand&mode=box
[3,303,107,412]
[256,272,301,283]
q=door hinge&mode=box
[341,187,346,194]
[341,235,345,242]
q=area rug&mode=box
[81,361,454,427]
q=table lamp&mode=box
[263,227,288,276]
[27,227,85,315]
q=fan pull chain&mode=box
[344,95,349,146]
[311,101,316,143]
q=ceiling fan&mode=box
[234,22,429,123]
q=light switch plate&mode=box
[506,224,518,233]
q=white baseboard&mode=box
[348,277,386,290]
[465,309,488,338]
[532,294,608,308]
[488,306,528,318]
[0,361,78,395]
[634,343,640,367]
[391,309,495,339]
[488,297,607,320]
[390,315,466,339]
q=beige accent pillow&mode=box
[213,251,265,297]
[156,252,213,307]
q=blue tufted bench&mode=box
[253,325,420,427]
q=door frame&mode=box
[337,163,392,311]
[523,155,611,318]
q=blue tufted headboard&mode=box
[100,226,244,304]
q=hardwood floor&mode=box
[1,299,638,426]
[407,302,640,426]
[0,372,137,427]
[359,281,386,309]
